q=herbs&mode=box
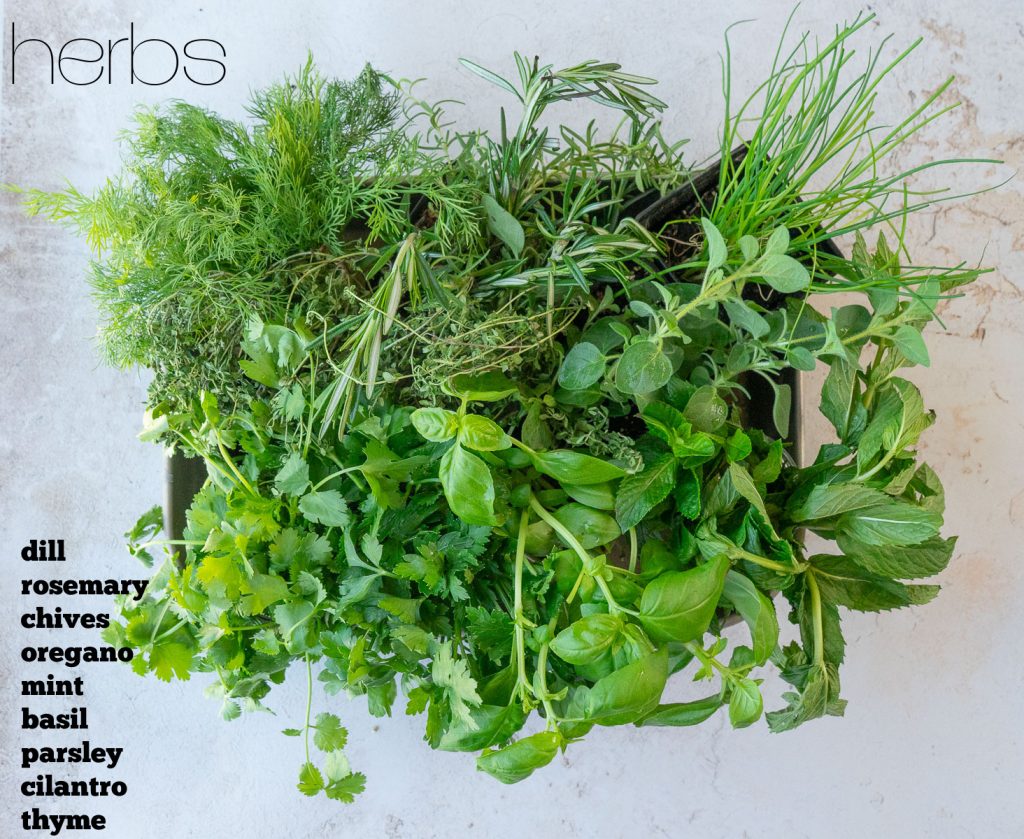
[24,11,990,805]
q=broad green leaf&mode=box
[439,443,497,526]
[449,371,518,402]
[722,571,778,665]
[739,234,760,262]
[438,703,526,752]
[683,386,728,433]
[585,649,669,725]
[701,217,727,271]
[559,342,606,390]
[788,483,890,522]
[723,299,769,338]
[638,555,729,643]
[563,481,616,511]
[809,556,939,611]
[482,193,525,256]
[531,450,626,485]
[615,453,676,530]
[820,359,865,443]
[724,429,752,463]
[772,381,792,439]
[765,225,790,256]
[728,463,775,538]
[550,614,624,666]
[460,415,511,451]
[836,502,941,547]
[476,731,561,784]
[892,325,930,367]
[759,253,810,293]
[841,535,956,579]
[635,695,723,727]
[411,407,459,442]
[615,340,673,395]
[728,678,763,728]
[553,503,621,549]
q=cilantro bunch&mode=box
[27,12,993,803]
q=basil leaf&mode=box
[460,415,511,451]
[550,614,623,666]
[553,503,621,549]
[585,649,669,725]
[562,481,616,511]
[531,450,626,485]
[439,444,497,525]
[722,571,778,665]
[638,555,729,643]
[635,695,724,727]
[438,703,526,752]
[728,678,763,728]
[449,371,518,402]
[476,731,561,784]
[411,407,459,442]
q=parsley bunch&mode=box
[25,12,994,803]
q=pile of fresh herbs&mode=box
[23,13,990,803]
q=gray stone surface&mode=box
[2,1,1021,836]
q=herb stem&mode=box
[806,571,825,668]
[304,656,313,764]
[512,508,533,701]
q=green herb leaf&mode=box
[638,555,729,643]
[476,731,561,784]
[615,453,676,530]
[559,342,607,390]
[439,444,497,526]
[615,340,673,395]
[298,490,350,528]
[412,407,459,442]
[530,450,626,485]
[460,415,511,451]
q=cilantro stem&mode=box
[311,465,360,492]
[215,434,257,496]
[149,599,173,646]
[304,656,313,764]
[150,618,187,645]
